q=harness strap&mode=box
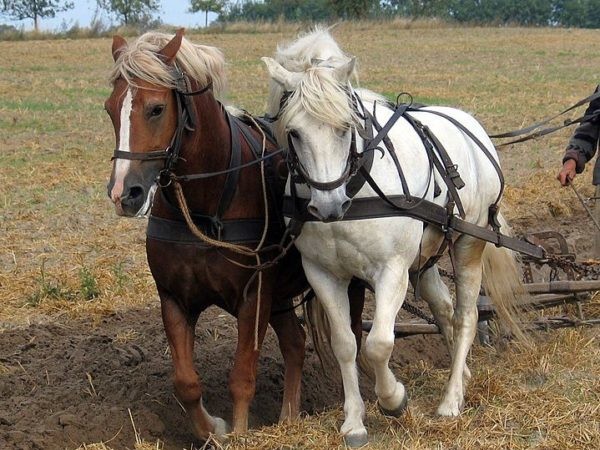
[416,108,505,206]
[237,115,286,230]
[494,111,600,147]
[367,104,413,201]
[282,193,544,259]
[147,215,281,246]
[111,150,169,161]
[345,135,375,198]
[212,112,242,233]
[490,89,600,140]
[172,149,285,182]
[403,113,466,218]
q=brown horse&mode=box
[104,30,364,442]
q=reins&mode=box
[111,67,302,347]
[491,89,600,146]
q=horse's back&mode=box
[376,103,502,224]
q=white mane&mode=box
[266,27,357,118]
[267,27,375,142]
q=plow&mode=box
[362,230,600,341]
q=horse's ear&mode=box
[261,57,300,91]
[158,28,185,65]
[112,35,127,62]
[333,57,356,82]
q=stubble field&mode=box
[0,22,599,449]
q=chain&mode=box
[402,300,437,325]
[543,254,600,280]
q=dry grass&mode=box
[1,23,599,449]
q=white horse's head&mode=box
[263,55,358,221]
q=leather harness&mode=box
[111,67,544,262]
[111,67,285,246]
[280,91,545,260]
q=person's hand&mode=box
[557,159,577,186]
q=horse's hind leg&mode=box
[414,266,471,381]
[160,292,228,440]
[365,265,409,417]
[437,235,486,417]
[230,286,272,433]
[269,307,306,423]
[348,280,366,352]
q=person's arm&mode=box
[558,86,600,186]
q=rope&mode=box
[569,182,600,234]
[173,181,256,256]
[173,116,271,351]
[246,114,269,351]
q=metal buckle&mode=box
[158,170,172,188]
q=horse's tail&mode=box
[305,298,338,374]
[481,212,532,345]
[305,294,374,377]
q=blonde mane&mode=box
[278,67,359,137]
[268,27,363,138]
[110,31,226,96]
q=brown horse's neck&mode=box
[153,89,265,221]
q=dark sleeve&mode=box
[563,85,600,173]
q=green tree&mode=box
[218,0,333,22]
[96,0,159,25]
[1,0,73,31]
[330,0,377,19]
[553,0,600,28]
[189,0,225,27]
[449,0,552,25]
[384,0,450,18]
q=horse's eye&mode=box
[149,105,165,118]
[288,129,300,139]
[336,127,349,137]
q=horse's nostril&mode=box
[308,204,322,220]
[127,186,144,200]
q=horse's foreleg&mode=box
[269,307,306,423]
[415,266,471,381]
[365,265,409,417]
[302,260,366,448]
[160,293,228,440]
[437,235,486,417]
[229,284,272,433]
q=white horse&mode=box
[262,29,525,447]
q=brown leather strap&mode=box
[282,194,544,259]
[147,215,282,246]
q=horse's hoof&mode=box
[213,417,230,438]
[378,393,408,418]
[436,403,462,417]
[343,430,368,448]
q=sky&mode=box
[1,0,218,31]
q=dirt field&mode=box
[1,23,599,449]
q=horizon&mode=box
[0,0,217,31]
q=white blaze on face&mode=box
[111,87,134,203]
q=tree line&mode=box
[221,0,600,27]
[2,0,600,32]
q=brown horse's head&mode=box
[105,29,225,216]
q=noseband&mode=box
[286,131,360,191]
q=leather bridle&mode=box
[110,68,284,189]
[110,67,213,187]
[280,90,375,193]
[285,130,361,191]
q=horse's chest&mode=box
[295,219,422,280]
